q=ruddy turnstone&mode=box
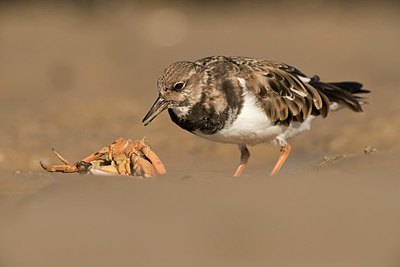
[142,56,369,176]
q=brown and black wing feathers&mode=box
[235,59,367,125]
[196,56,368,126]
[238,62,325,125]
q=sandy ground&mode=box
[1,1,400,266]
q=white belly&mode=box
[194,84,317,146]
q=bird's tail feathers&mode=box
[309,80,370,112]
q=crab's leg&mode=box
[132,155,156,178]
[116,158,131,176]
[133,139,167,175]
[79,138,130,163]
[147,151,166,175]
[52,148,72,165]
[40,161,78,173]
[78,146,110,163]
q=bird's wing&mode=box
[195,56,366,125]
[234,59,331,125]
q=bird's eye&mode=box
[173,82,185,90]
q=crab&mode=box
[40,138,166,178]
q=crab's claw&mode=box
[132,156,157,178]
[40,161,52,172]
[40,149,79,173]
[40,161,78,173]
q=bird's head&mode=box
[142,61,204,126]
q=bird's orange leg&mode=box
[270,144,291,176]
[233,144,250,177]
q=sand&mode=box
[0,2,400,266]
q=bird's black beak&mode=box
[142,94,169,126]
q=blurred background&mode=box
[0,0,399,172]
[1,1,400,266]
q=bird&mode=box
[142,56,369,176]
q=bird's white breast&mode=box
[195,80,284,145]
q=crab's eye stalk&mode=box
[173,82,185,91]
